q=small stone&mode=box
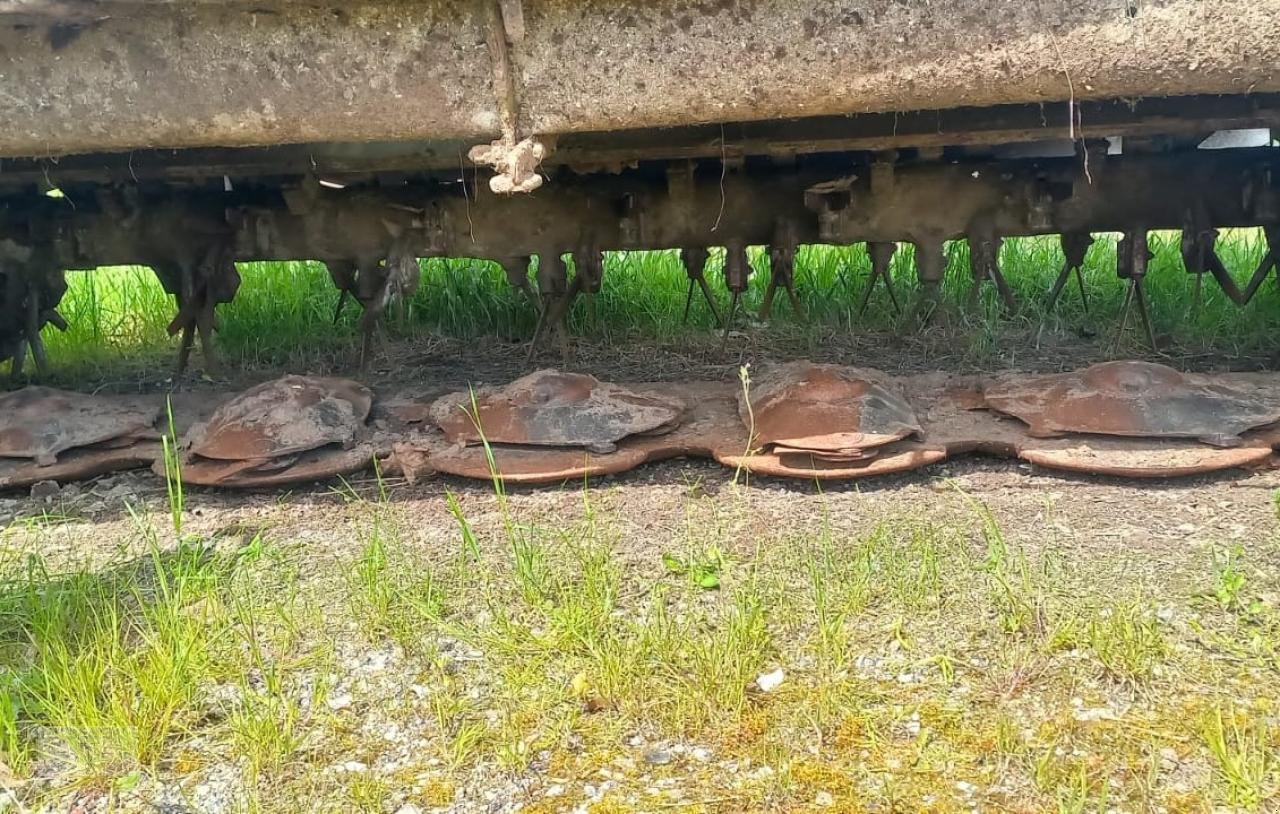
[358,650,391,673]
[814,791,834,807]
[393,805,422,814]
[338,761,368,773]
[326,692,353,711]
[30,480,60,502]
[1073,707,1118,722]
[644,748,674,766]
[690,746,711,762]
[754,668,786,693]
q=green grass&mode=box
[12,230,1280,380]
[3,479,1280,811]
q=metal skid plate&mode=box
[0,387,158,464]
[742,362,921,459]
[190,375,372,461]
[399,381,726,485]
[1016,439,1273,479]
[982,361,1280,446]
[430,370,686,453]
[176,375,374,487]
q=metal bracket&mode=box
[469,0,551,194]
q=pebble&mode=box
[393,805,422,814]
[814,791,834,807]
[754,667,786,693]
[901,714,921,737]
[643,748,673,766]
[30,480,60,502]
[355,649,393,674]
[1073,707,1119,722]
[326,692,353,711]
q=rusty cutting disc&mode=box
[0,387,159,465]
[982,361,1280,447]
[189,375,372,461]
[1017,437,1273,478]
[741,362,921,458]
[164,443,376,488]
[430,370,686,453]
[716,445,947,480]
[388,382,735,485]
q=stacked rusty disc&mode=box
[0,387,160,488]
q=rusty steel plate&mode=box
[162,444,376,489]
[716,445,946,480]
[742,362,921,457]
[190,376,372,462]
[0,387,159,465]
[388,383,735,485]
[395,443,651,486]
[431,370,686,453]
[1018,438,1273,478]
[1,442,162,490]
[983,361,1280,446]
[902,374,1028,458]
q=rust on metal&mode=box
[0,444,163,490]
[982,361,1280,447]
[431,370,686,454]
[12,366,1280,492]
[190,375,372,461]
[391,381,732,485]
[742,362,921,461]
[175,375,375,487]
[0,387,158,465]
[1017,438,1273,478]
[715,445,947,480]
[395,443,650,486]
[166,444,378,489]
